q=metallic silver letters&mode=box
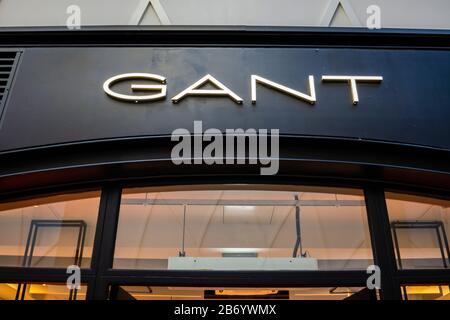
[103,73,167,102]
[104,73,382,105]
[321,75,383,105]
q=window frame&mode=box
[0,182,448,300]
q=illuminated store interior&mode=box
[0,186,448,300]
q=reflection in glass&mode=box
[114,186,373,270]
[386,193,450,270]
[0,191,100,268]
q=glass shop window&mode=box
[114,186,373,271]
[0,191,101,268]
[385,192,450,270]
[0,282,87,300]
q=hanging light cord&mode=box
[292,194,307,258]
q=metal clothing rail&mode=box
[391,220,450,270]
[15,220,87,301]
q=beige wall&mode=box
[0,0,449,29]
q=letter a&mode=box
[172,74,243,104]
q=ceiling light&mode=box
[224,205,255,211]
[220,248,261,254]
